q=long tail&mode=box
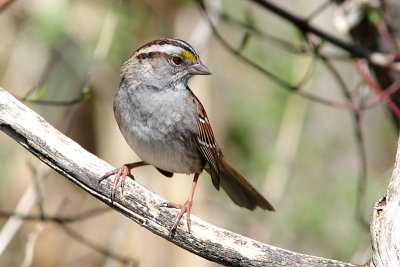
[210,158,275,211]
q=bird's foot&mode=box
[99,162,147,202]
[161,200,193,236]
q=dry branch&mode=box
[369,139,400,267]
[0,86,390,266]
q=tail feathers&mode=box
[214,158,275,211]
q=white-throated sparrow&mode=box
[100,38,274,234]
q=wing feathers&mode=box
[188,88,221,188]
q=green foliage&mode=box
[81,84,92,101]
[237,9,255,53]
[367,8,382,25]
[27,86,47,101]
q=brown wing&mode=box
[187,88,221,189]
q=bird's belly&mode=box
[125,126,204,174]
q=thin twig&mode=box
[0,0,17,14]
[199,0,294,88]
[239,0,400,71]
[375,19,399,54]
[247,0,370,58]
[199,1,367,109]
[21,98,86,106]
[318,54,370,229]
[0,207,111,223]
[21,223,45,267]
[207,7,306,54]
[27,162,46,220]
[352,109,369,230]
[360,81,400,110]
[354,59,400,119]
[59,223,137,266]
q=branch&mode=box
[0,86,358,266]
[59,223,137,265]
[0,0,17,14]
[0,207,110,223]
[246,0,400,71]
[248,0,369,58]
[369,138,400,267]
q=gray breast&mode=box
[113,81,205,174]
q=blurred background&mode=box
[0,0,397,266]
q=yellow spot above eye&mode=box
[179,50,196,61]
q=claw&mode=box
[165,200,193,236]
[99,162,147,202]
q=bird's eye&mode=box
[172,56,183,65]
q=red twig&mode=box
[375,21,398,54]
[354,59,400,119]
[0,0,16,13]
[361,81,400,110]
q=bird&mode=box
[100,38,274,234]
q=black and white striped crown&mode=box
[133,38,199,62]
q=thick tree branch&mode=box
[369,137,400,267]
[0,86,368,266]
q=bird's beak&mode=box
[189,61,212,75]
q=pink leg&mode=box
[164,173,200,234]
[99,161,148,201]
